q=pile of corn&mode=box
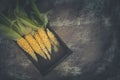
[0,1,59,61]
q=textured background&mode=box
[0,0,120,80]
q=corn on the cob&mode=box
[38,28,52,54]
[46,29,59,46]
[46,29,59,52]
[34,33,51,60]
[25,34,47,59]
[17,37,38,61]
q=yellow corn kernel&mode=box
[34,33,51,60]
[25,34,47,59]
[17,37,38,61]
[38,28,52,54]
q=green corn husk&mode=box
[16,19,33,35]
[17,17,39,30]
[30,15,40,26]
[0,14,25,37]
[13,0,36,34]
[0,24,21,40]
[0,14,14,27]
[0,14,22,35]
[0,0,49,40]
[0,2,35,36]
[30,0,48,27]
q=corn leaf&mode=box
[17,17,39,30]
[14,0,27,18]
[0,14,11,26]
[30,0,48,27]
[0,24,21,40]
[16,20,33,35]
[30,15,39,26]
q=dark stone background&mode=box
[0,0,120,80]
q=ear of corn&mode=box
[47,29,59,46]
[34,33,51,60]
[25,34,47,59]
[38,28,52,54]
[17,37,38,61]
[46,28,59,52]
